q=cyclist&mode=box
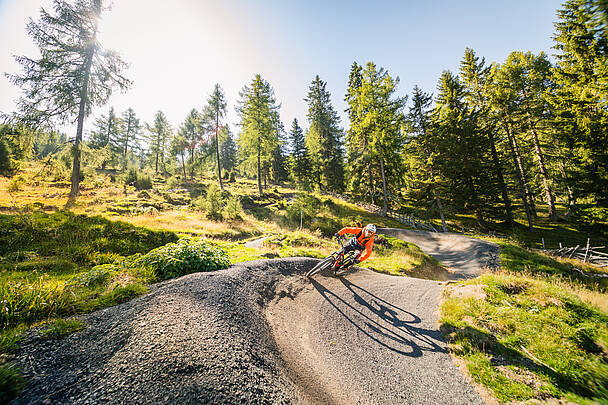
[334,223,376,269]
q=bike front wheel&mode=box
[306,255,335,278]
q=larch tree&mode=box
[177,109,203,181]
[236,74,280,196]
[5,0,131,200]
[147,111,172,176]
[459,48,514,225]
[120,108,141,166]
[202,84,227,190]
[305,75,345,193]
[347,62,406,216]
[288,118,311,189]
[88,106,121,169]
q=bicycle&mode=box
[305,235,360,278]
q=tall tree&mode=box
[406,86,448,232]
[202,84,227,189]
[177,109,203,180]
[236,74,280,196]
[5,0,131,199]
[219,126,238,174]
[147,111,172,175]
[346,63,406,216]
[305,75,345,193]
[460,48,514,225]
[550,0,608,206]
[288,118,311,189]
[120,108,141,166]
[89,106,121,168]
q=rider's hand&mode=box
[334,232,340,239]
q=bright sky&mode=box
[0,0,561,138]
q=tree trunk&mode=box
[504,119,535,230]
[181,151,187,180]
[215,111,223,190]
[257,141,262,196]
[379,151,388,217]
[69,47,94,200]
[488,129,513,225]
[434,189,448,232]
[527,113,557,220]
[124,116,131,159]
[559,159,575,218]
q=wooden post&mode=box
[583,238,590,263]
[542,237,545,250]
[559,242,562,249]
[300,209,303,231]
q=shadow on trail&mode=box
[309,277,447,357]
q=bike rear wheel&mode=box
[306,256,334,278]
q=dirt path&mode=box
[379,228,500,279]
[267,270,482,405]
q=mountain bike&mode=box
[306,235,359,278]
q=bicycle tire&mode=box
[306,255,334,278]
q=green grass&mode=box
[40,318,85,340]
[440,242,608,404]
[0,363,25,404]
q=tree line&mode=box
[1,0,607,229]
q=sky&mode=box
[0,0,562,138]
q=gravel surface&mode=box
[267,270,483,405]
[12,229,497,404]
[13,259,318,405]
[379,228,500,278]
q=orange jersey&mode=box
[337,227,375,262]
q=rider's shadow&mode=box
[309,277,447,357]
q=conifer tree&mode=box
[202,84,227,189]
[346,63,405,216]
[236,74,280,196]
[550,0,608,206]
[120,108,141,166]
[459,48,514,225]
[177,109,203,180]
[219,126,238,174]
[5,0,131,199]
[288,119,311,189]
[89,106,121,168]
[147,111,172,175]
[304,75,344,193]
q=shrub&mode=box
[137,173,153,190]
[135,238,230,280]
[166,175,182,189]
[224,196,243,220]
[192,196,206,211]
[229,171,236,182]
[72,265,115,287]
[7,176,25,193]
[0,139,11,175]
[205,183,224,220]
[124,167,138,185]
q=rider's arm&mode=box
[358,238,375,262]
[337,227,360,236]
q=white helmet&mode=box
[365,223,376,233]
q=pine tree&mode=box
[271,116,289,184]
[147,111,172,175]
[5,0,131,199]
[288,119,311,189]
[202,84,227,189]
[236,74,280,196]
[89,106,121,169]
[120,108,141,166]
[550,0,608,206]
[459,48,514,225]
[304,75,344,193]
[405,86,448,232]
[346,63,406,216]
[177,109,203,180]
[219,126,238,174]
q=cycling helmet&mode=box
[365,223,376,233]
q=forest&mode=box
[1,0,607,239]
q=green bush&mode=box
[135,238,230,280]
[72,265,115,287]
[137,173,153,190]
[229,171,236,182]
[224,196,243,220]
[124,167,138,185]
[205,183,224,220]
[166,175,182,189]
[0,139,11,175]
[287,194,321,225]
[7,175,25,193]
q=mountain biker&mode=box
[334,223,376,269]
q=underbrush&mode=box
[441,260,608,403]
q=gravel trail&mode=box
[379,228,500,278]
[12,229,496,404]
